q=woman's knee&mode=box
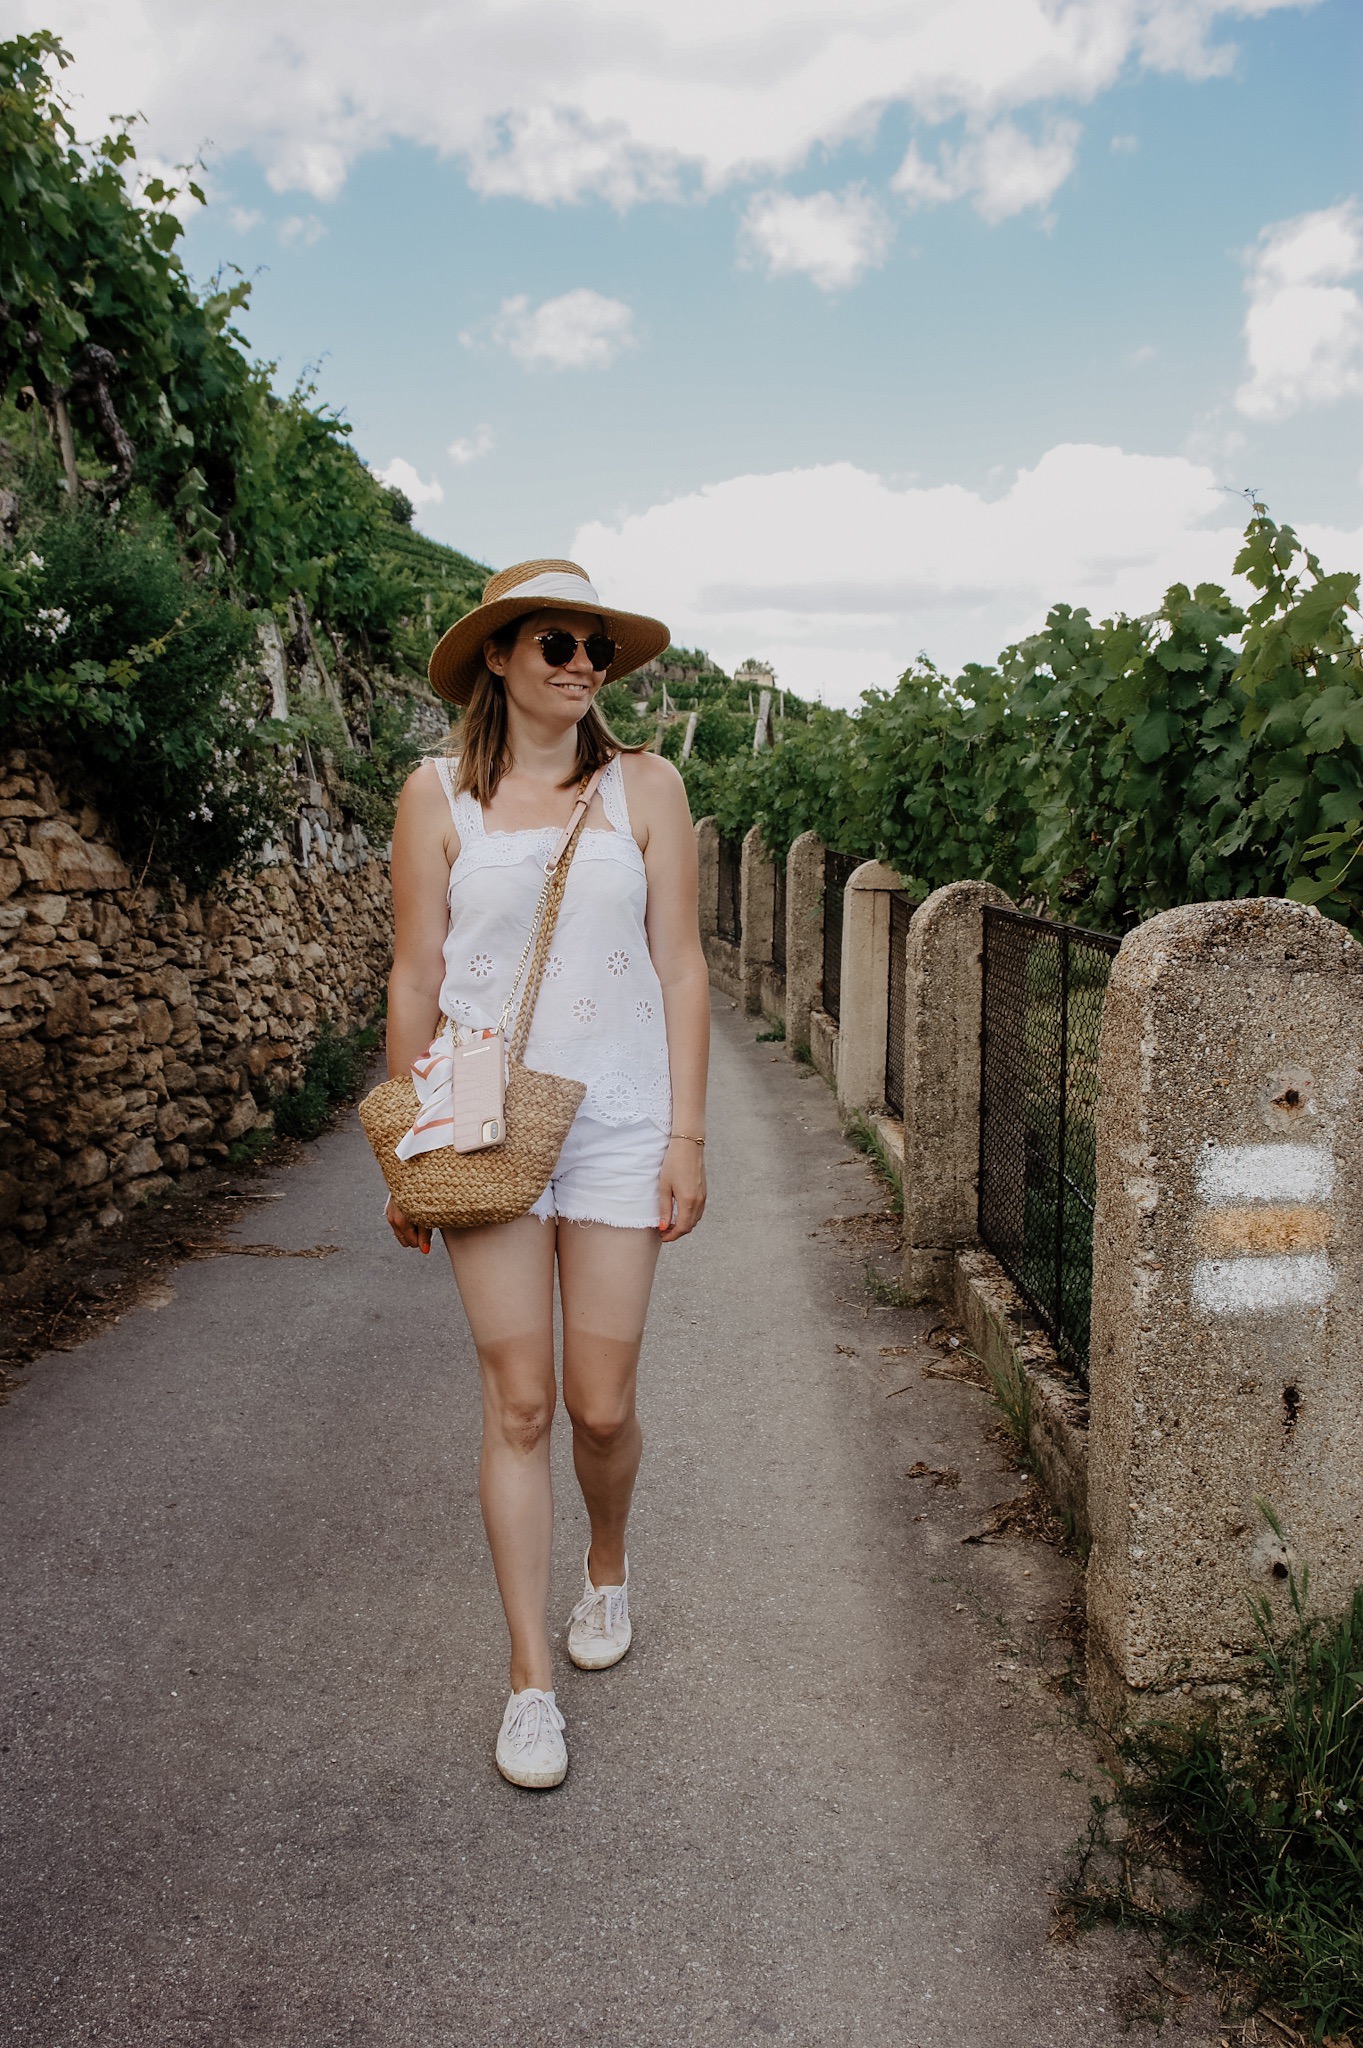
[564,1390,636,1451]
[479,1339,555,1451]
[487,1390,556,1453]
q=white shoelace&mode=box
[503,1688,565,1755]
[570,1580,628,1639]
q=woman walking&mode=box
[384,559,709,1788]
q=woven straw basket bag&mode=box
[359,769,602,1231]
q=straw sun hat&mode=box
[427,558,670,707]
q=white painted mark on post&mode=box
[1193,1143,1336,1313]
[1195,1142,1335,1207]
[1192,1251,1336,1313]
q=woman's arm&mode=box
[384,760,459,1249]
[630,753,710,1242]
[388,760,458,1076]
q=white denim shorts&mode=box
[530,1112,670,1230]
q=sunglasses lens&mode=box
[534,630,616,670]
[537,630,576,667]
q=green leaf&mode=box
[1131,707,1174,761]
[1286,874,1346,905]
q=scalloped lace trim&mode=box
[526,1041,671,1130]
[600,756,633,839]
[450,828,644,886]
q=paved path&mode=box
[1,999,1217,2047]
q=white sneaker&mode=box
[495,1687,567,1788]
[567,1550,633,1670]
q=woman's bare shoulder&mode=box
[405,753,453,790]
[619,748,685,806]
[394,756,460,865]
[399,755,454,812]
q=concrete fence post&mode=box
[784,832,825,1060]
[900,880,1016,1298]
[739,825,776,1018]
[835,860,905,1118]
[695,816,718,946]
[1086,898,1363,1728]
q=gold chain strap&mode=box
[491,875,556,1040]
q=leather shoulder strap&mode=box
[544,760,610,874]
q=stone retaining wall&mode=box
[0,746,391,1291]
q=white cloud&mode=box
[893,117,1081,223]
[228,205,263,233]
[1235,201,1363,421]
[278,212,325,247]
[17,1,1314,209]
[739,185,892,292]
[448,426,496,466]
[375,457,444,509]
[572,443,1363,706]
[487,290,636,372]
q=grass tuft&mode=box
[844,1112,904,1218]
[226,1126,276,1167]
[272,1019,381,1142]
[971,1311,1036,1465]
[1064,1533,1363,2041]
[863,1262,922,1310]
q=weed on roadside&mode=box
[756,1020,785,1043]
[272,1019,380,1142]
[975,1324,1036,1468]
[1061,1546,1363,2044]
[226,1126,276,1167]
[843,1112,904,1218]
[863,1262,922,1310]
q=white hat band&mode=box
[500,571,602,607]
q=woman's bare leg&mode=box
[442,1214,558,1693]
[558,1223,662,1586]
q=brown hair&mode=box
[451,618,642,803]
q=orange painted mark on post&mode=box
[1197,1205,1331,1256]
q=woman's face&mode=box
[485,608,609,731]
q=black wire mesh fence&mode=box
[717,835,742,946]
[884,890,912,1118]
[978,907,1120,1381]
[771,856,787,974]
[821,850,861,1024]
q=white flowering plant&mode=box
[0,505,291,886]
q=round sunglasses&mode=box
[533,628,616,672]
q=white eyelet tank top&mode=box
[433,755,672,1132]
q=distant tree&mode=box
[384,485,414,527]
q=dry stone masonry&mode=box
[0,746,392,1290]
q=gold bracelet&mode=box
[671,1132,705,1146]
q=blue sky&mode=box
[26,0,1363,700]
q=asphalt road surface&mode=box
[1,998,1221,2047]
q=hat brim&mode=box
[428,595,670,706]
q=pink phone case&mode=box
[450,1034,506,1152]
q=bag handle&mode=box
[489,760,611,1058]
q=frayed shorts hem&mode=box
[531,1208,659,1231]
[528,1112,669,1231]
